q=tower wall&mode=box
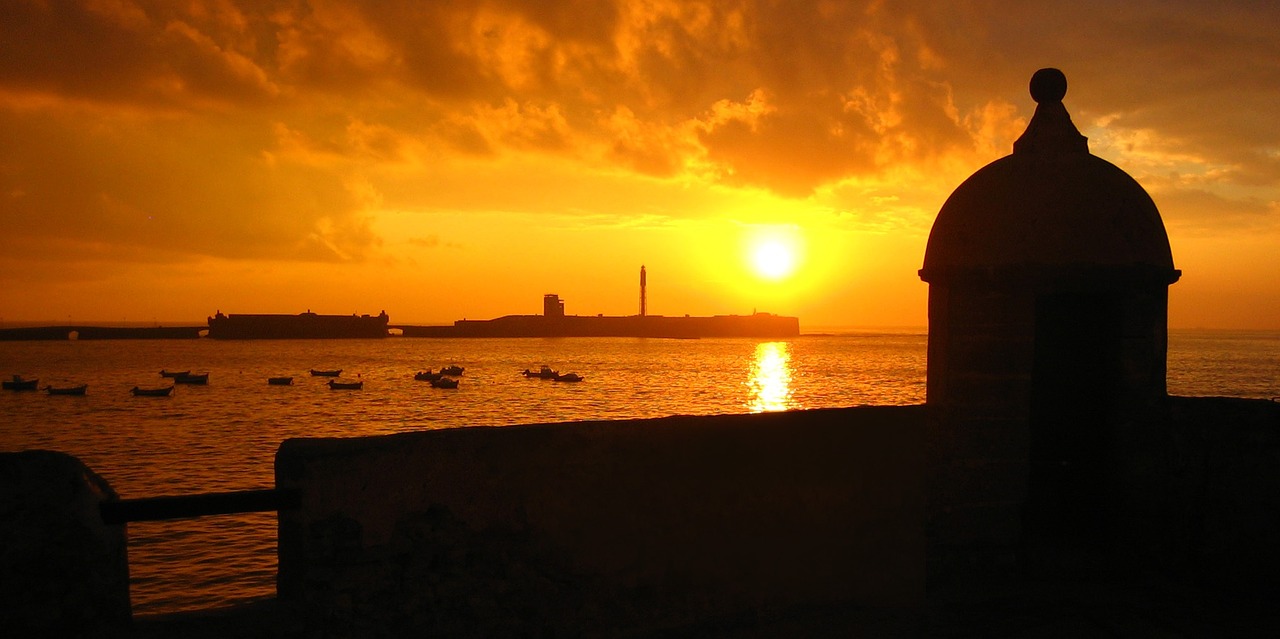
[925,269,1176,580]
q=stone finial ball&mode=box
[1029,68,1067,103]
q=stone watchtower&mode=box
[920,69,1181,576]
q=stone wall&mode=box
[275,406,925,636]
[928,393,1280,591]
[1163,396,1280,593]
[0,450,130,636]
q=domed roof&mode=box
[920,69,1178,283]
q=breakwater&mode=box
[395,312,800,339]
[0,312,799,340]
[0,325,205,340]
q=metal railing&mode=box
[100,488,300,525]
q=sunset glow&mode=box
[0,2,1276,329]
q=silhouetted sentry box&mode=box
[919,69,1181,576]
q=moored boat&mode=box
[327,380,363,390]
[414,370,442,382]
[131,386,174,397]
[310,369,342,377]
[174,373,209,385]
[439,365,464,377]
[521,365,558,379]
[268,377,293,386]
[159,370,189,378]
[44,384,88,396]
[429,377,459,389]
[3,375,39,391]
[553,372,584,383]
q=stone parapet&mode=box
[275,406,926,636]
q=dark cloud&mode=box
[0,0,279,108]
[903,1,1280,198]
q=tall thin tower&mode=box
[639,265,647,317]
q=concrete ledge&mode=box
[276,406,925,635]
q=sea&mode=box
[1,330,1276,615]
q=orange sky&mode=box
[1,1,1277,329]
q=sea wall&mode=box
[0,450,130,636]
[396,313,800,338]
[925,393,1280,592]
[1163,396,1280,593]
[0,325,204,340]
[275,406,925,636]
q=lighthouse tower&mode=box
[639,265,647,317]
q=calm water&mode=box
[0,331,1276,614]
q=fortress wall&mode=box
[1163,396,1280,592]
[1,397,1275,635]
[275,406,925,636]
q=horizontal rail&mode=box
[100,488,300,525]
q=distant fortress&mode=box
[401,266,799,339]
[207,310,390,340]
[0,267,799,340]
[399,296,798,339]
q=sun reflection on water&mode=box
[747,341,794,412]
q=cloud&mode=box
[0,0,278,108]
[0,107,377,263]
[0,0,1276,271]
[1147,185,1279,235]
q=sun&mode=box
[750,239,797,281]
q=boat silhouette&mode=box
[131,386,174,397]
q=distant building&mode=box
[206,310,389,339]
[542,294,565,319]
[401,269,798,338]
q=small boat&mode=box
[553,372,584,383]
[131,386,174,397]
[268,377,294,386]
[327,380,363,390]
[522,365,558,379]
[3,375,39,391]
[414,370,442,382]
[44,384,88,396]
[159,370,190,378]
[439,365,464,377]
[174,373,209,385]
[310,369,342,377]
[430,377,459,389]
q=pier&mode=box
[0,325,205,340]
